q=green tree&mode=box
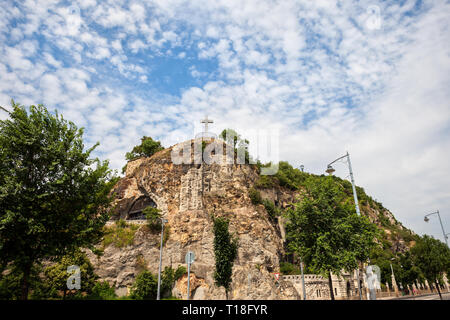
[285,176,378,300]
[212,216,238,299]
[411,235,450,300]
[220,129,240,149]
[129,270,158,300]
[0,102,117,299]
[40,249,98,299]
[125,136,164,161]
[369,246,396,287]
[219,129,250,163]
[395,251,423,291]
[143,206,162,232]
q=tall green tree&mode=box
[0,102,117,299]
[285,176,378,300]
[212,216,238,300]
[411,235,450,300]
[396,251,423,290]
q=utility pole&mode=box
[300,257,306,300]
[156,218,168,300]
[185,251,195,300]
[327,152,363,300]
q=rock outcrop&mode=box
[87,138,299,299]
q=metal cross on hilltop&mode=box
[200,116,213,134]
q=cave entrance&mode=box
[127,196,157,220]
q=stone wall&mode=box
[282,272,358,300]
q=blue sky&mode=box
[0,0,449,242]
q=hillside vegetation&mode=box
[252,161,434,289]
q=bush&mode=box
[174,266,187,281]
[130,270,158,300]
[89,281,117,300]
[161,267,175,297]
[0,267,25,299]
[378,213,392,228]
[128,265,185,300]
[249,187,262,205]
[280,262,301,275]
[103,220,139,248]
[36,249,98,299]
[255,175,276,189]
[274,161,307,190]
[263,199,278,221]
[161,265,186,298]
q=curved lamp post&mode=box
[326,152,363,299]
[424,210,448,247]
[326,152,361,216]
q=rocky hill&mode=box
[86,138,417,299]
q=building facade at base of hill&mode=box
[283,272,359,300]
[283,270,450,300]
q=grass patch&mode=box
[103,220,140,248]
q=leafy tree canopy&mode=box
[0,101,117,299]
[125,136,164,161]
[285,176,378,277]
[411,235,450,290]
[129,270,158,300]
[143,206,162,232]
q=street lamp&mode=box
[326,152,361,216]
[299,256,306,300]
[424,210,448,247]
[327,152,362,299]
[157,217,169,300]
[389,258,400,297]
[390,258,395,276]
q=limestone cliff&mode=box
[87,138,299,299]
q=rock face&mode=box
[88,138,299,299]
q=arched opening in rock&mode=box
[127,196,157,220]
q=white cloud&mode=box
[1,0,449,241]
